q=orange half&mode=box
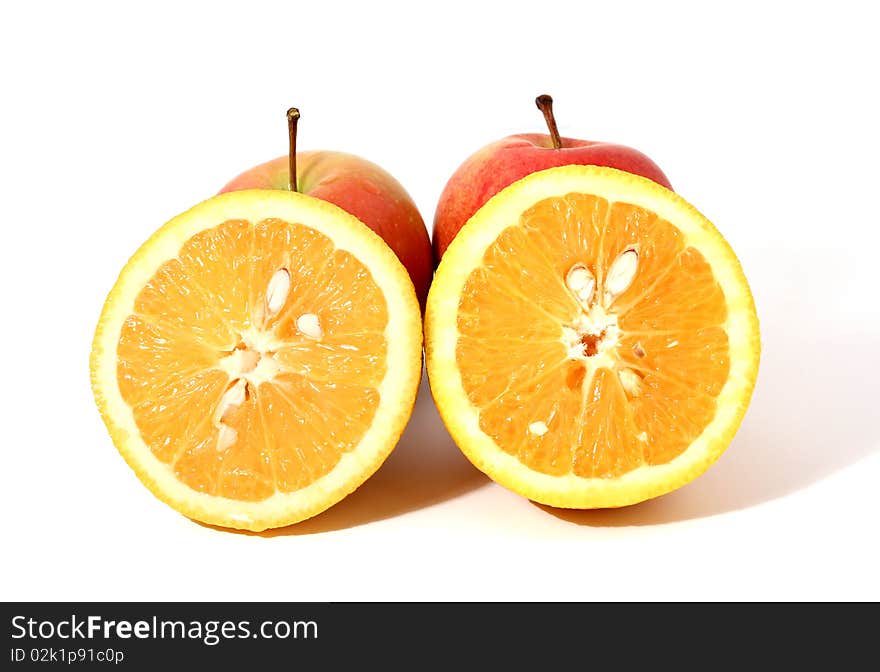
[91,190,422,530]
[426,166,759,508]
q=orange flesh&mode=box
[117,219,388,501]
[456,194,729,478]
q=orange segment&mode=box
[520,192,607,285]
[571,368,643,479]
[618,247,728,332]
[92,190,422,530]
[426,165,760,509]
[133,259,238,350]
[176,218,255,335]
[477,360,577,476]
[619,327,730,397]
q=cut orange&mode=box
[426,166,759,508]
[91,190,422,530]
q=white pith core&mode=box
[561,248,640,363]
[562,305,622,366]
[548,249,646,435]
[211,266,320,451]
[217,338,285,387]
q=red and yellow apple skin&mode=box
[221,150,432,306]
[432,133,673,261]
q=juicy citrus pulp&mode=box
[91,190,422,530]
[426,166,759,508]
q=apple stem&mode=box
[535,94,562,149]
[287,107,300,192]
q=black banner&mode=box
[1,602,873,668]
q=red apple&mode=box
[433,95,673,261]
[221,109,432,306]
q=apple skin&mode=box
[221,150,432,306]
[432,133,673,261]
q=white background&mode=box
[1,1,877,601]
